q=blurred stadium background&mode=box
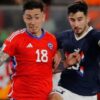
[0,0,100,99]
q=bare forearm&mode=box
[0,50,9,66]
[53,50,62,69]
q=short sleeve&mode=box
[93,30,100,47]
[2,33,18,56]
[54,32,63,49]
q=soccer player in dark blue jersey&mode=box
[49,1,100,100]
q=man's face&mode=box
[23,9,45,34]
[68,11,89,36]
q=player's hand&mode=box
[64,52,81,68]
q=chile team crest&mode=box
[48,43,53,50]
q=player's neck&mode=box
[32,29,42,37]
[75,26,93,40]
[76,25,90,37]
[26,28,45,38]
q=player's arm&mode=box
[53,50,62,72]
[0,50,9,66]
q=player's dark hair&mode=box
[67,1,88,15]
[23,0,44,12]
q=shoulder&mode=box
[88,29,100,46]
[93,30,100,35]
[89,29,100,39]
[62,29,73,33]
[55,29,73,39]
[7,28,26,42]
[45,31,57,40]
[62,29,73,35]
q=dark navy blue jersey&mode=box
[55,28,100,96]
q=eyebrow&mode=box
[69,16,83,19]
[26,14,40,16]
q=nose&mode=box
[30,18,36,24]
[74,20,80,27]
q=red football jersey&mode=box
[2,28,57,100]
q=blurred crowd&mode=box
[0,0,52,5]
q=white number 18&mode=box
[36,49,48,62]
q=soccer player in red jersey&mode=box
[0,1,57,100]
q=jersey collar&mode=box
[26,28,46,39]
[75,26,93,41]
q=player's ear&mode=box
[23,14,25,23]
[87,15,90,24]
[42,12,46,22]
